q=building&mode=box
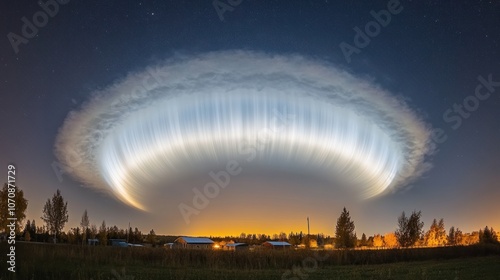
[109,239,128,247]
[262,241,292,249]
[223,242,249,251]
[173,237,214,249]
[87,238,99,246]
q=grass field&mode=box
[1,242,499,279]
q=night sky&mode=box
[1,0,499,237]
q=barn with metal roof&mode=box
[223,242,249,251]
[262,241,292,249]
[173,236,214,249]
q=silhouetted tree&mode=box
[279,232,287,241]
[360,233,367,247]
[454,228,464,245]
[24,231,31,241]
[66,229,75,244]
[72,227,82,244]
[0,183,28,233]
[29,219,37,241]
[147,229,157,246]
[395,210,424,247]
[80,209,90,245]
[90,224,98,239]
[479,226,499,244]
[99,220,107,246]
[335,207,356,248]
[23,220,31,240]
[133,227,142,243]
[41,189,68,243]
[448,226,460,245]
[366,235,374,247]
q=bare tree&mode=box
[41,189,68,243]
[80,209,90,245]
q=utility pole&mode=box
[127,222,130,243]
[307,217,310,237]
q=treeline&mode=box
[20,219,146,245]
[331,208,500,249]
[213,208,498,249]
[205,208,500,249]
[2,186,500,248]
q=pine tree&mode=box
[448,226,456,245]
[30,219,37,241]
[360,233,367,247]
[335,207,356,248]
[99,220,107,246]
[479,226,499,244]
[437,218,447,245]
[425,218,447,246]
[147,229,157,246]
[454,228,464,245]
[424,219,438,246]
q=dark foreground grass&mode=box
[1,242,499,279]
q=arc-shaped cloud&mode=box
[54,51,434,210]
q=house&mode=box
[223,242,249,251]
[262,241,292,249]
[87,238,99,246]
[109,239,128,247]
[173,237,214,249]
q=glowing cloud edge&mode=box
[54,51,435,210]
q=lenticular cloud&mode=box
[54,51,434,211]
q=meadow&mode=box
[1,242,499,279]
